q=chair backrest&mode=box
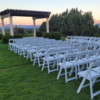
[69,47,80,53]
[46,49,58,58]
[58,48,69,54]
[79,45,88,52]
[63,53,78,64]
[36,46,46,53]
[88,49,98,56]
[78,51,89,60]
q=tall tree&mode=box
[39,21,46,32]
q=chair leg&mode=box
[27,52,29,60]
[33,56,36,66]
[57,60,59,70]
[65,68,68,83]
[38,56,40,67]
[57,66,62,79]
[31,52,34,62]
[42,60,45,71]
[47,61,50,73]
[69,67,74,76]
[75,65,77,79]
[52,60,56,68]
[81,64,85,71]
[87,63,88,69]
[90,80,93,99]
[78,65,80,72]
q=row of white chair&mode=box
[8,37,100,99]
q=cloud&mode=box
[0,23,8,27]
[94,20,100,25]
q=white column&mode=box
[9,16,14,36]
[46,18,49,33]
[32,17,36,37]
[1,18,5,35]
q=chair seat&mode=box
[54,54,65,59]
[16,45,22,48]
[58,61,76,68]
[71,49,78,53]
[27,49,36,53]
[42,56,57,61]
[92,66,100,74]
[58,54,65,58]
[89,56,97,62]
[20,47,29,50]
[78,70,99,80]
[40,48,46,52]
[78,59,89,65]
[34,52,46,57]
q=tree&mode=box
[49,14,59,32]
[40,8,100,37]
[60,8,95,36]
[27,30,32,34]
[39,21,46,32]
[14,26,25,34]
[17,27,24,34]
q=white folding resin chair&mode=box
[88,49,99,64]
[77,51,89,72]
[33,46,47,67]
[57,53,78,83]
[77,61,100,99]
[41,49,58,73]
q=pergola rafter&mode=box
[0,9,51,36]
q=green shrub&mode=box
[2,35,12,43]
[13,34,23,38]
[0,34,3,40]
[5,33,10,35]
[36,31,43,37]
[43,33,51,38]
[94,33,100,37]
[43,32,61,40]
[50,32,61,40]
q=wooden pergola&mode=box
[0,9,51,37]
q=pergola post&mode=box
[1,18,5,35]
[46,18,49,33]
[32,17,36,37]
[9,16,14,36]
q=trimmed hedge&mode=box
[43,32,61,40]
[94,33,100,37]
[13,34,23,38]
[0,34,3,40]
[2,35,12,43]
[36,31,43,37]
[43,33,51,38]
[51,32,61,40]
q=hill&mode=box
[0,24,40,29]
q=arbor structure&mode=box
[0,9,51,36]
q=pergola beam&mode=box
[1,13,10,19]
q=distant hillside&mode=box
[0,24,40,29]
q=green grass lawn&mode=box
[0,40,100,100]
